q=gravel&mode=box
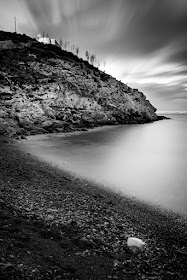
[0,136,187,280]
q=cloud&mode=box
[1,0,187,110]
[20,0,187,60]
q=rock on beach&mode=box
[127,237,146,254]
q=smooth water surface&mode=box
[19,115,187,215]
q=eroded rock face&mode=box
[0,31,159,137]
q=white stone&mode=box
[127,237,146,254]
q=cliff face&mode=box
[0,31,159,137]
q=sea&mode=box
[19,114,187,216]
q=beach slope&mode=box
[0,137,187,279]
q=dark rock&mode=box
[157,115,170,120]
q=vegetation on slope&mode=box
[0,31,159,137]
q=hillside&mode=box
[0,31,161,137]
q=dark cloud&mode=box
[25,0,53,21]
[100,0,187,58]
[20,0,187,61]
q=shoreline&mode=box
[15,119,186,218]
[0,136,187,279]
[2,114,168,141]
[14,130,187,220]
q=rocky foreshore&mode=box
[0,136,187,280]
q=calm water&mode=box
[19,115,187,216]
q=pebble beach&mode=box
[0,136,187,280]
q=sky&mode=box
[0,0,187,111]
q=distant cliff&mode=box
[0,31,161,138]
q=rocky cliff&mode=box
[0,31,160,137]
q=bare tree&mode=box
[97,59,101,68]
[85,51,90,62]
[59,37,63,48]
[90,54,96,65]
[103,61,106,72]
[72,44,75,53]
[93,54,96,65]
[76,46,79,56]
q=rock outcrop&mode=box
[0,31,161,137]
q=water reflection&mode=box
[20,115,187,215]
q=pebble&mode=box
[46,214,54,221]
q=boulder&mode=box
[127,237,146,254]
